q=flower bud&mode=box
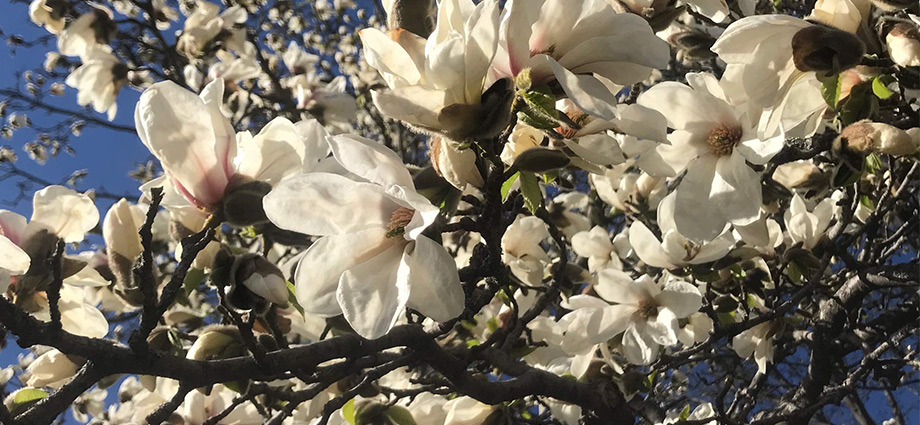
[886,22,920,67]
[792,25,865,74]
[186,325,244,361]
[212,249,288,312]
[24,349,83,389]
[513,147,571,173]
[835,120,919,156]
[103,199,145,293]
[385,0,436,38]
[221,176,272,227]
[437,78,514,142]
[669,30,717,63]
[430,137,484,191]
[773,160,825,190]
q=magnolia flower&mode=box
[65,48,126,121]
[207,47,262,87]
[501,123,544,166]
[572,226,622,273]
[561,270,702,365]
[712,12,864,138]
[282,41,320,76]
[502,215,551,286]
[629,193,736,269]
[553,100,668,174]
[296,76,359,133]
[24,349,81,389]
[590,166,666,213]
[430,136,484,191]
[150,0,179,30]
[444,397,495,425]
[677,312,714,346]
[361,0,509,141]
[733,319,783,374]
[136,79,330,217]
[887,19,920,67]
[57,4,114,59]
[784,193,834,250]
[263,135,465,339]
[493,0,669,120]
[28,0,65,34]
[176,0,247,58]
[637,72,783,242]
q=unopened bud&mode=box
[513,147,571,173]
[835,120,919,156]
[430,137,484,191]
[437,78,513,142]
[186,325,244,361]
[222,176,272,227]
[886,22,920,67]
[792,25,865,74]
[385,0,436,38]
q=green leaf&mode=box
[519,172,543,213]
[385,406,417,425]
[13,388,48,405]
[501,172,520,201]
[820,73,841,108]
[517,86,559,130]
[865,153,882,174]
[833,155,864,187]
[183,267,206,296]
[871,75,895,99]
[343,398,356,425]
[860,195,876,209]
[466,339,481,348]
[838,83,878,125]
[678,404,691,421]
[287,281,305,318]
[543,170,558,184]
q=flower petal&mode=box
[403,235,464,322]
[327,134,414,188]
[337,241,408,339]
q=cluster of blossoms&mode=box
[0,0,918,423]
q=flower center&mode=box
[707,124,742,156]
[385,207,415,238]
[556,110,593,139]
[637,297,658,319]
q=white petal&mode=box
[403,235,464,322]
[655,280,703,318]
[0,236,30,276]
[29,185,99,243]
[646,308,679,346]
[561,305,634,355]
[595,268,644,305]
[293,228,393,317]
[544,56,620,120]
[627,222,674,269]
[264,173,399,236]
[327,134,414,188]
[621,322,658,365]
[711,151,762,227]
[337,241,408,340]
[674,155,725,242]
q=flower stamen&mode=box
[385,207,415,238]
[707,124,742,156]
[637,298,658,319]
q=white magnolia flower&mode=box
[207,46,262,86]
[24,349,81,389]
[430,136,484,191]
[361,0,506,140]
[784,193,834,250]
[590,166,666,213]
[554,100,668,173]
[444,397,495,425]
[136,79,330,212]
[295,76,358,133]
[57,4,113,59]
[561,270,702,365]
[502,215,551,286]
[176,0,247,58]
[629,193,736,269]
[501,123,544,166]
[571,226,622,273]
[150,0,179,30]
[493,0,669,120]
[637,72,783,242]
[263,135,465,339]
[676,312,714,346]
[65,47,126,121]
[102,199,146,263]
[733,319,783,374]
[282,41,320,76]
[712,9,864,138]
[29,0,65,34]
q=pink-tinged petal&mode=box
[0,235,30,278]
[403,235,464,322]
[327,135,414,189]
[0,210,28,246]
[500,0,541,76]
[293,229,393,317]
[264,173,399,236]
[337,241,408,339]
[135,80,231,209]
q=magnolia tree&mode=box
[0,0,918,423]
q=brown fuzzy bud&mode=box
[513,147,571,173]
[792,25,865,74]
